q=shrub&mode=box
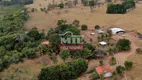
[116,66,125,75]
[58,3,64,9]
[38,59,88,80]
[59,50,70,61]
[99,60,104,66]
[95,25,100,30]
[136,48,142,54]
[116,39,131,51]
[109,56,116,65]
[72,20,80,27]
[81,24,88,30]
[122,0,135,9]
[124,61,133,70]
[107,4,126,14]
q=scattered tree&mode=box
[124,61,133,70]
[59,50,70,61]
[95,25,100,30]
[116,39,131,51]
[81,24,88,30]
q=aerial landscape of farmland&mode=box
[0,0,142,80]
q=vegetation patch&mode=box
[38,59,88,80]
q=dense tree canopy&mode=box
[116,39,131,51]
[107,0,135,14]
[107,4,126,14]
[1,0,33,6]
[38,59,88,80]
[0,9,45,71]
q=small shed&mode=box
[110,28,125,34]
[99,41,107,46]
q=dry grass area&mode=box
[24,0,142,33]
[126,54,142,80]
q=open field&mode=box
[24,0,142,33]
[126,54,142,80]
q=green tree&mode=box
[81,24,88,30]
[110,56,116,65]
[116,39,131,51]
[136,48,142,54]
[59,50,70,61]
[58,3,64,9]
[99,60,104,66]
[89,0,95,12]
[49,33,60,52]
[72,20,80,27]
[124,61,133,70]
[95,25,100,30]
[101,34,104,41]
[27,27,45,40]
[116,66,125,76]
[57,20,67,26]
[38,59,88,80]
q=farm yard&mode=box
[0,0,142,80]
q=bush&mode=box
[116,66,125,75]
[58,3,64,9]
[116,39,131,51]
[107,4,126,14]
[124,61,133,70]
[72,20,80,27]
[59,50,70,61]
[81,24,88,30]
[136,48,142,54]
[95,25,100,30]
[123,0,135,9]
[38,59,88,80]
[99,60,104,66]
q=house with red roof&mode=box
[96,65,112,78]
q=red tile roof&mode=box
[96,65,112,75]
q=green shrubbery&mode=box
[107,4,126,14]
[116,39,131,51]
[107,0,135,14]
[81,24,88,30]
[0,9,46,71]
[1,0,33,6]
[38,59,88,80]
[123,0,136,9]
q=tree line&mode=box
[1,0,33,6]
[38,59,88,80]
[0,9,46,71]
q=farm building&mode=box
[96,65,112,78]
[110,28,125,34]
[99,41,107,46]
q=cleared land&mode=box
[24,0,142,34]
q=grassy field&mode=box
[24,0,142,33]
[126,54,142,80]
